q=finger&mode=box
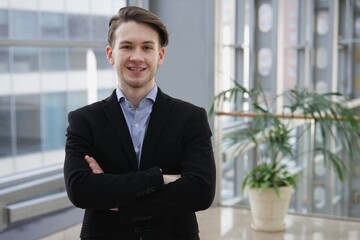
[86,156,99,169]
[84,155,94,164]
[93,169,103,174]
[89,161,104,173]
[89,162,97,171]
[85,155,104,174]
[89,162,103,173]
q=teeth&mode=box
[129,67,145,71]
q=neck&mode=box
[125,93,144,109]
[119,83,155,108]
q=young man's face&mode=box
[106,21,165,92]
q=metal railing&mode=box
[0,164,72,231]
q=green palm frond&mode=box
[210,84,360,197]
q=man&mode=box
[64,6,216,240]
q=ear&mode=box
[157,47,165,67]
[105,46,114,65]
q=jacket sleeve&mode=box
[116,107,216,222]
[64,109,164,209]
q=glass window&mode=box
[355,16,360,38]
[0,47,9,73]
[98,88,113,100]
[68,14,90,41]
[69,48,87,70]
[12,47,39,72]
[283,0,299,92]
[15,94,41,155]
[0,10,8,39]
[315,80,327,93]
[314,186,326,209]
[92,15,108,42]
[41,47,66,71]
[258,4,273,33]
[0,96,12,157]
[257,48,272,76]
[220,0,236,93]
[93,48,110,70]
[67,91,87,112]
[40,12,65,40]
[316,10,329,35]
[10,10,37,40]
[316,47,328,69]
[41,93,66,150]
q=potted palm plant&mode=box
[210,82,360,232]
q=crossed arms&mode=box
[64,102,216,221]
[85,155,181,184]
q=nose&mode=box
[129,48,144,62]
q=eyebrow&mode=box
[119,41,156,45]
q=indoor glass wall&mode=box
[0,0,124,177]
[217,0,360,219]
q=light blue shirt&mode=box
[116,85,157,168]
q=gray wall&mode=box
[149,0,215,110]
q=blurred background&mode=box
[0,0,360,239]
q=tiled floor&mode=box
[38,224,81,240]
[39,206,360,240]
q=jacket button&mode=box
[134,227,140,234]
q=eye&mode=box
[143,45,153,51]
[121,45,132,50]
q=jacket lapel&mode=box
[140,88,172,170]
[102,90,138,171]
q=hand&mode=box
[163,174,181,184]
[84,155,104,174]
[84,155,118,211]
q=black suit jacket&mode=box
[64,88,216,240]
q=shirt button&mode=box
[134,123,139,128]
[135,147,139,152]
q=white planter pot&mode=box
[248,186,292,232]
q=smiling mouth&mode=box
[128,67,146,72]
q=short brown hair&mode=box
[108,6,169,48]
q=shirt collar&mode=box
[116,84,158,103]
